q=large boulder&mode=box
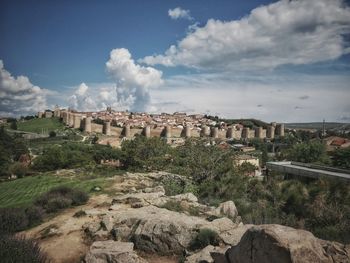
[85,241,147,263]
[93,205,209,254]
[213,201,238,220]
[225,224,349,263]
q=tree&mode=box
[121,136,170,171]
[286,141,330,164]
[332,148,350,169]
[49,131,56,137]
[0,128,28,177]
[10,120,17,130]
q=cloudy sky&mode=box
[0,0,350,122]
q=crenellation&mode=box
[49,107,285,141]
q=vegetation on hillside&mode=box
[0,127,349,243]
[0,127,29,178]
[16,117,64,133]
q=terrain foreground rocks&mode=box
[224,224,350,263]
[85,240,148,263]
[23,172,350,263]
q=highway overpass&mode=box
[266,161,350,182]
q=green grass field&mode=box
[17,117,64,133]
[0,174,110,208]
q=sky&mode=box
[0,0,350,122]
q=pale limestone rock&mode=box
[171,193,198,203]
[215,201,238,219]
[225,224,343,263]
[185,245,229,263]
[85,241,147,263]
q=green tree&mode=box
[10,120,17,130]
[286,141,330,164]
[49,131,56,137]
[120,136,170,171]
[332,148,350,169]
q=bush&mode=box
[189,229,220,250]
[0,208,29,235]
[163,180,184,196]
[161,200,183,213]
[10,121,17,130]
[9,162,29,178]
[73,210,87,218]
[0,206,45,235]
[0,235,50,263]
[34,186,89,213]
[49,131,56,137]
[69,189,89,205]
[46,197,72,213]
[25,206,45,226]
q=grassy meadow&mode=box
[17,117,64,133]
[0,173,111,208]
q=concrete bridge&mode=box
[266,161,350,182]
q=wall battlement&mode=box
[59,111,284,140]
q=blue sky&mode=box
[0,0,350,122]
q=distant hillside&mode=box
[285,122,350,130]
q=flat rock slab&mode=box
[85,240,148,263]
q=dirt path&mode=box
[24,194,112,263]
[23,172,178,263]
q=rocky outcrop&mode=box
[106,205,208,254]
[224,224,350,263]
[85,241,147,263]
[185,245,229,263]
[85,182,246,255]
[214,201,238,220]
[81,172,349,263]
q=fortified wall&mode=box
[58,110,285,140]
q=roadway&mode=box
[266,161,350,182]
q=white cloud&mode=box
[106,48,163,112]
[151,72,350,122]
[0,60,48,116]
[75,82,89,96]
[143,0,350,70]
[168,7,193,20]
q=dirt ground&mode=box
[24,194,112,263]
[23,174,180,263]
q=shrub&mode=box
[49,131,56,137]
[34,186,89,213]
[69,189,89,205]
[188,206,200,216]
[9,162,29,178]
[189,228,220,250]
[0,208,29,234]
[0,235,50,263]
[46,196,72,213]
[10,121,17,130]
[161,200,183,213]
[73,210,87,218]
[25,206,45,226]
[162,180,184,196]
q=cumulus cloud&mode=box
[151,72,350,122]
[0,60,47,116]
[68,82,98,111]
[75,82,89,96]
[106,48,163,112]
[168,7,192,20]
[142,0,350,70]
